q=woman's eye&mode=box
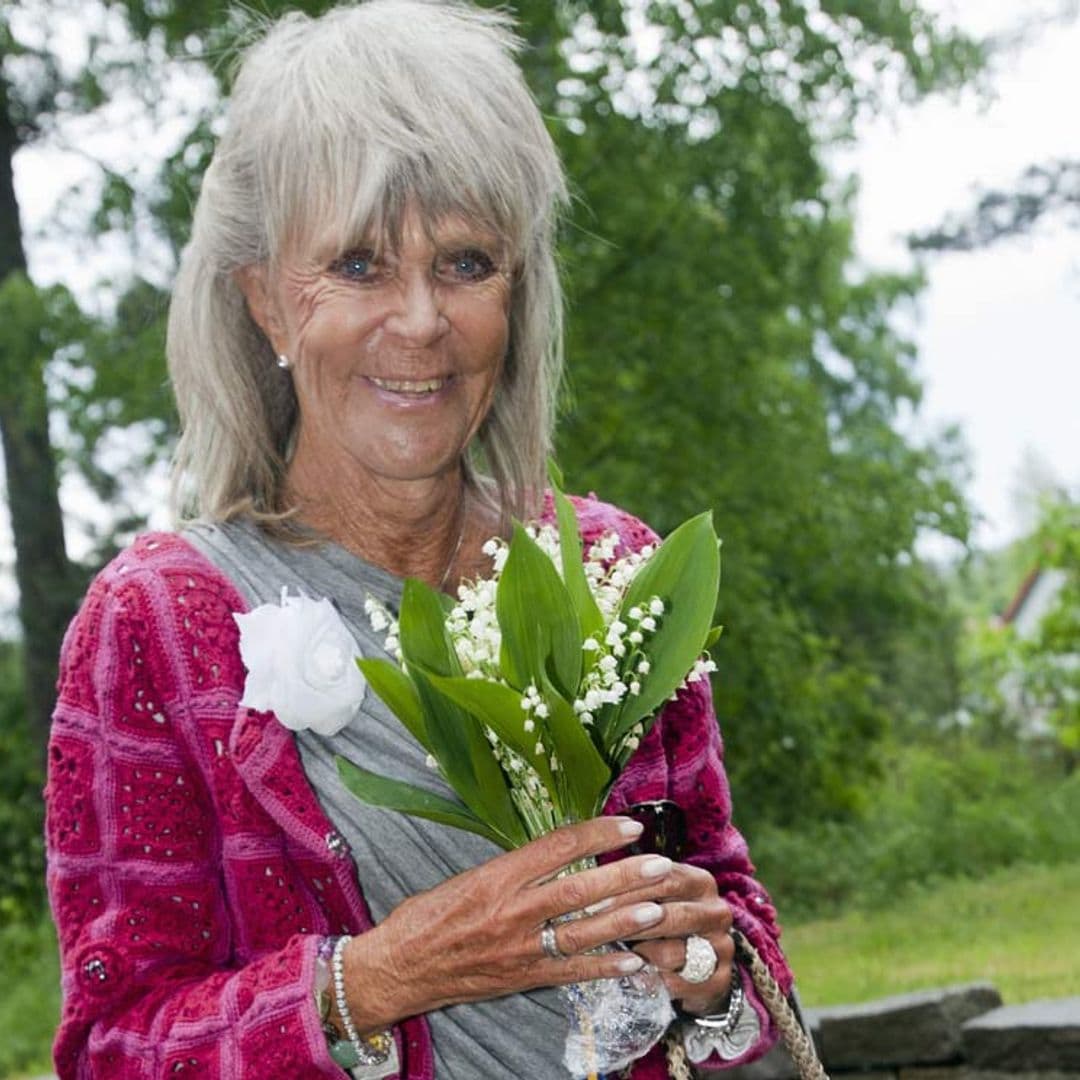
[446,249,497,281]
[332,249,375,279]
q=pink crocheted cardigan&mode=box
[45,496,791,1078]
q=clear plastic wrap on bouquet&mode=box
[560,953,675,1077]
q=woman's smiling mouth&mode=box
[368,375,451,396]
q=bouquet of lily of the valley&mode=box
[340,469,722,1077]
[343,473,720,851]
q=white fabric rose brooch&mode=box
[233,590,366,737]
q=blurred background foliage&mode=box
[0,0,1078,1073]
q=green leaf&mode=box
[541,682,611,819]
[336,757,513,849]
[459,710,529,845]
[424,673,558,797]
[496,524,582,699]
[705,625,724,650]
[610,514,720,742]
[357,657,431,753]
[395,578,527,846]
[411,669,527,847]
[398,577,462,677]
[548,465,605,643]
[396,579,483,811]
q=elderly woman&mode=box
[45,2,792,1077]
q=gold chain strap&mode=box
[662,928,829,1080]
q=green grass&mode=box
[0,915,60,1080]
[781,861,1080,1006]
[4,862,1079,1076]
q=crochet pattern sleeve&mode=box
[44,541,342,1078]
[570,497,792,1075]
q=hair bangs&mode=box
[267,90,538,270]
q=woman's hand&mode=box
[618,862,736,1015]
[339,816,680,1033]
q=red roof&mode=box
[1001,565,1042,625]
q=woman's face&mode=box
[243,206,511,490]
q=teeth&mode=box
[370,376,446,393]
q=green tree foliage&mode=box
[1020,498,1080,767]
[955,619,1023,743]
[0,268,81,745]
[1,23,78,742]
[948,497,1079,768]
[1,2,181,742]
[510,1,979,823]
[2,0,983,825]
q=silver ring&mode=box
[677,934,718,984]
[540,922,564,960]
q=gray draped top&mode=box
[184,518,566,1077]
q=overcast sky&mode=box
[846,0,1079,549]
[4,0,1078,603]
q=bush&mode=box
[0,915,60,1077]
[0,644,47,927]
[748,740,1080,921]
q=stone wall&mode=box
[706,984,1080,1080]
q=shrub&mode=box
[749,740,1080,920]
[0,644,47,927]
[0,915,60,1077]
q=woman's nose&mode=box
[384,273,448,345]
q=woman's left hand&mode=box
[621,861,735,1015]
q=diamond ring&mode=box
[677,933,718,984]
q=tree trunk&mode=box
[0,73,76,752]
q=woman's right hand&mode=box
[337,816,674,1032]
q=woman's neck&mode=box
[285,455,492,590]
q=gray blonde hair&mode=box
[167,0,568,527]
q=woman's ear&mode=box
[235,264,286,354]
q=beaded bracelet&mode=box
[315,937,357,1068]
[330,935,394,1068]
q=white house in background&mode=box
[997,565,1071,739]
[999,566,1069,640]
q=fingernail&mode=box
[616,954,645,973]
[640,855,672,878]
[616,818,645,838]
[585,897,615,915]
[632,902,663,926]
